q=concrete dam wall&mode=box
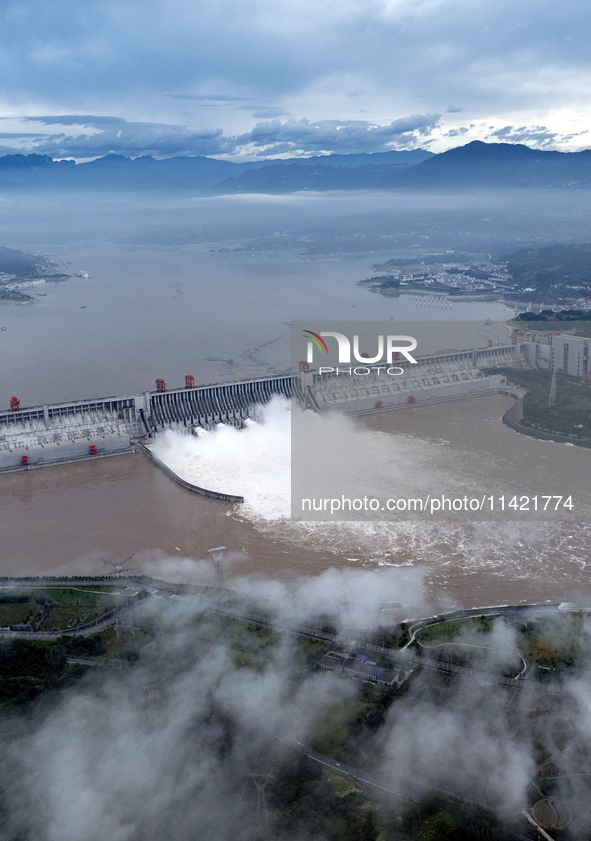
[0,342,527,473]
[0,375,299,472]
[148,375,296,431]
[307,343,524,414]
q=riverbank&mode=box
[490,368,591,444]
[0,273,73,303]
[0,288,35,302]
[358,279,499,301]
[502,397,591,449]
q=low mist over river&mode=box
[2,185,590,406]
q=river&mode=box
[0,241,508,408]
[0,223,588,615]
[1,393,589,614]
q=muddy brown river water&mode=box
[1,394,590,614]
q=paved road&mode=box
[0,587,572,695]
[0,606,129,640]
[66,656,102,667]
[0,579,126,589]
[275,736,414,801]
[280,738,538,840]
[0,579,565,839]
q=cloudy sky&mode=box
[0,0,589,160]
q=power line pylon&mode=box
[246,772,274,828]
[115,605,135,639]
[208,546,226,591]
[549,371,557,407]
[101,553,138,580]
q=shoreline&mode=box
[500,387,591,449]
[0,272,73,303]
[0,574,578,627]
[502,408,591,449]
[359,282,496,301]
[359,281,566,309]
[359,282,505,303]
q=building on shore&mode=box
[317,651,413,687]
[523,331,590,377]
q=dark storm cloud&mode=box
[486,124,589,148]
[0,0,590,147]
[2,119,229,158]
[236,115,441,155]
[0,114,441,159]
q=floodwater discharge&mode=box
[1,394,590,613]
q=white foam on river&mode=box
[151,398,591,594]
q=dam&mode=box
[0,342,526,474]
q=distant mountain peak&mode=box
[1,141,591,192]
[0,153,54,169]
[433,140,548,160]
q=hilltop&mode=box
[3,141,591,193]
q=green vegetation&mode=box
[0,245,49,277]
[364,624,410,650]
[5,580,591,838]
[0,286,34,302]
[215,616,279,651]
[415,616,494,646]
[311,679,415,767]
[0,594,29,604]
[364,274,401,288]
[487,367,591,438]
[398,793,518,841]
[515,310,591,337]
[500,244,591,299]
[187,612,282,672]
[516,613,591,670]
[92,626,152,658]
[294,636,330,666]
[270,754,379,841]
[0,639,73,708]
[58,634,107,657]
[487,367,562,388]
[269,758,525,841]
[523,378,591,438]
[412,611,591,675]
[373,252,473,269]
[0,586,131,631]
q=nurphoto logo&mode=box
[302,328,418,376]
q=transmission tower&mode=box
[101,554,138,580]
[246,772,274,828]
[208,546,226,590]
[114,604,136,639]
[549,372,557,407]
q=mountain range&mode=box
[1,142,591,193]
[0,245,49,277]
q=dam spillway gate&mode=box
[0,342,527,473]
